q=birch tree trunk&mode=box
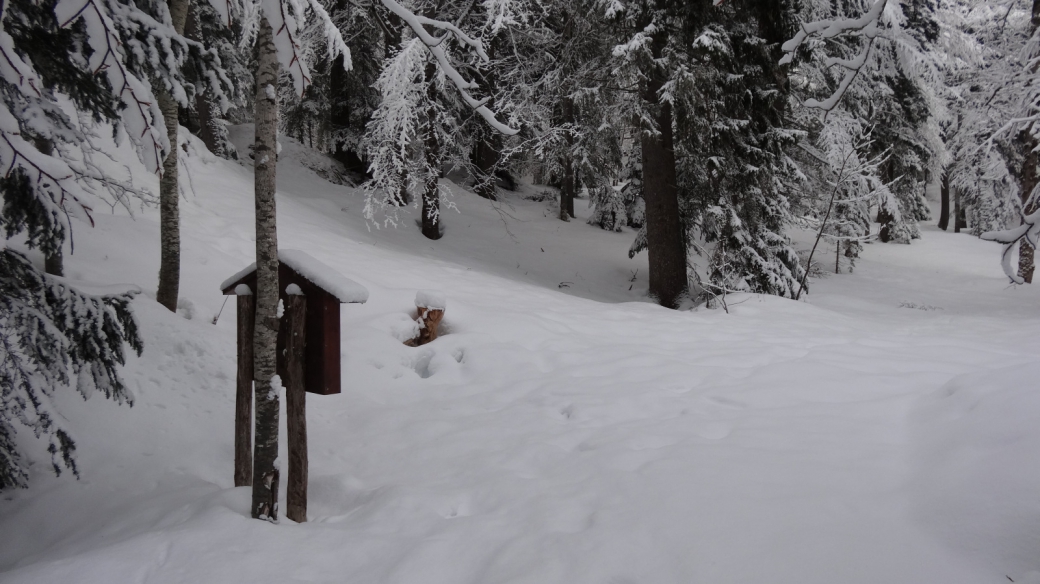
[155,0,190,312]
[251,16,282,521]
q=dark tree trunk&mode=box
[285,295,308,523]
[640,64,687,308]
[938,170,950,231]
[877,207,894,243]
[328,53,354,169]
[1018,142,1038,283]
[251,16,281,522]
[953,187,967,232]
[235,294,254,487]
[473,135,500,201]
[421,61,442,240]
[559,97,576,221]
[472,40,500,201]
[156,0,190,312]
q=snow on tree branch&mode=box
[258,0,350,96]
[55,0,169,174]
[780,0,887,112]
[0,248,142,489]
[0,107,96,257]
[379,0,518,135]
[981,209,1040,285]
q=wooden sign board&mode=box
[221,250,368,395]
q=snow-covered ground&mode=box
[2,130,1039,584]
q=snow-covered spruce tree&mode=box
[608,0,806,303]
[0,244,142,489]
[362,0,518,240]
[675,0,805,299]
[784,0,944,248]
[977,0,1040,283]
[589,133,643,232]
[531,0,624,223]
[184,0,251,160]
[607,0,696,308]
[278,0,382,167]
[959,0,1040,282]
[0,0,229,487]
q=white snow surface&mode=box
[415,289,446,310]
[3,129,1040,584]
[219,248,369,304]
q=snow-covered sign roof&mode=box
[220,249,369,304]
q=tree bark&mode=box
[235,294,254,487]
[1018,144,1038,283]
[473,40,499,202]
[421,61,442,240]
[953,187,967,232]
[938,170,950,231]
[473,135,500,201]
[285,295,307,523]
[251,16,281,521]
[640,61,687,308]
[559,97,576,221]
[155,0,190,312]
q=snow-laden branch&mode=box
[55,0,169,175]
[780,0,887,112]
[258,0,350,96]
[0,26,41,98]
[379,0,518,135]
[981,208,1040,284]
[0,106,96,251]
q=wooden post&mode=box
[285,294,308,522]
[235,295,254,487]
[416,307,445,346]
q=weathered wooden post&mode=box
[412,290,446,346]
[284,286,307,522]
[234,285,254,487]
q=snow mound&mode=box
[415,289,446,310]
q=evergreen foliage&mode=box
[0,242,142,489]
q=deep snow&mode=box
[2,128,1039,584]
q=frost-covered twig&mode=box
[379,0,518,135]
[780,0,887,112]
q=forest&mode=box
[2,0,1040,582]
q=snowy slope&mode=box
[2,129,1039,584]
